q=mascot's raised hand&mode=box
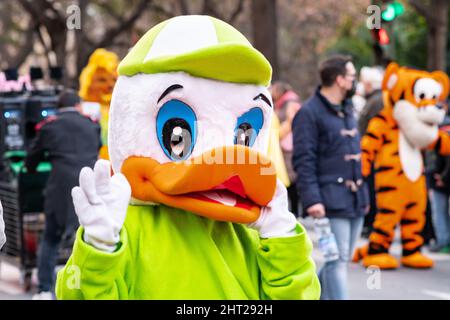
[71,159,131,252]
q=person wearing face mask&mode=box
[292,55,369,300]
[357,66,385,135]
[355,66,385,238]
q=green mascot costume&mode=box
[56,15,320,300]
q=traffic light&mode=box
[381,1,405,22]
[372,28,390,46]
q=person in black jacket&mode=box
[25,89,101,299]
[426,113,450,253]
[357,86,384,238]
[292,55,368,300]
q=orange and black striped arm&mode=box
[361,115,388,177]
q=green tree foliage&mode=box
[325,3,448,73]
[392,5,427,69]
[324,18,375,70]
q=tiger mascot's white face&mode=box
[384,63,450,148]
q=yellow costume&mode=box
[79,49,119,159]
[267,114,290,187]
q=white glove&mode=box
[0,201,5,250]
[247,179,298,238]
[71,159,131,252]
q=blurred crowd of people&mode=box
[269,55,450,300]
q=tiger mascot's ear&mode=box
[382,62,402,100]
[431,70,450,102]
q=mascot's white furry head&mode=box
[109,15,277,224]
[383,62,450,149]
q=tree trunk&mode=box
[75,0,89,86]
[426,0,448,71]
[410,0,448,71]
[251,0,279,81]
[51,31,67,67]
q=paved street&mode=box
[0,262,34,300]
[305,217,450,300]
[0,217,449,300]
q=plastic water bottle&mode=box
[314,217,339,262]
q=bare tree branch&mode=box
[111,39,136,48]
[0,27,35,68]
[96,0,150,48]
[202,0,224,21]
[36,25,54,68]
[229,0,245,24]
[18,0,67,65]
[10,21,37,68]
[409,0,430,20]
[44,0,65,17]
[149,3,175,18]
[95,0,123,22]
[18,0,44,23]
[19,0,65,26]
[177,0,190,15]
[0,1,35,68]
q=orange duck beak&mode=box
[121,145,276,223]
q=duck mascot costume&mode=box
[56,15,320,300]
[353,62,450,269]
[79,48,119,160]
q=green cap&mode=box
[118,15,272,86]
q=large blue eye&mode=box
[156,100,197,161]
[234,107,264,147]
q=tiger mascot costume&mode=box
[353,62,450,269]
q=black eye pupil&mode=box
[419,93,425,99]
[162,118,192,160]
[235,122,255,147]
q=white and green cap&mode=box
[118,15,272,86]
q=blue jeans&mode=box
[430,189,450,248]
[37,213,77,292]
[37,235,61,292]
[318,216,363,300]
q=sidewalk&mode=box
[0,261,34,299]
